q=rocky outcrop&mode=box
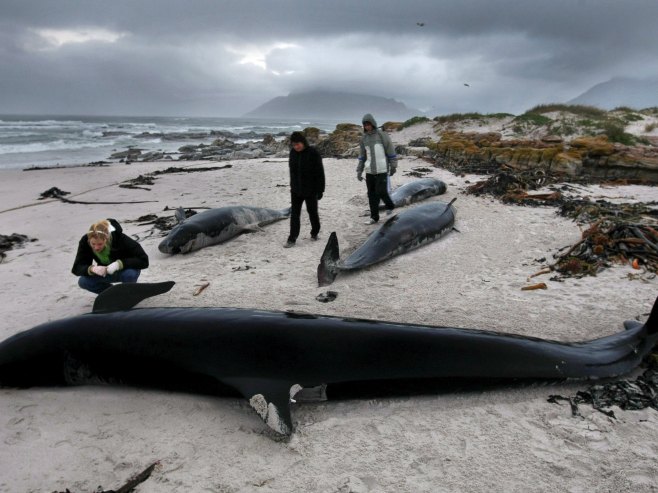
[315,123,362,158]
[177,134,288,161]
[427,131,658,182]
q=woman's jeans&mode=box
[78,269,141,295]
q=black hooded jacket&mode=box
[71,218,149,276]
[289,136,325,198]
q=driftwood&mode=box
[521,282,548,291]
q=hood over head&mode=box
[362,113,377,129]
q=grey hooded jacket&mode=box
[356,113,398,175]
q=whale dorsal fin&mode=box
[92,281,175,313]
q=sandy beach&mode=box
[0,134,657,492]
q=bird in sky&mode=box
[416,22,425,27]
[464,83,470,87]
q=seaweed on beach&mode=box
[0,233,36,262]
[548,220,658,278]
[548,352,658,419]
[463,166,658,279]
[39,187,71,200]
[546,199,658,278]
[119,174,156,190]
[465,167,565,206]
[38,187,157,205]
[127,208,199,238]
[151,164,232,175]
[51,461,159,493]
[558,198,658,224]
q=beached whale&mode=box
[382,177,447,209]
[318,199,456,286]
[1,283,655,436]
[158,205,290,254]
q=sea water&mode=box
[0,114,342,170]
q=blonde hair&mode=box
[87,220,111,243]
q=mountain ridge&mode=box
[243,90,422,122]
[568,77,658,110]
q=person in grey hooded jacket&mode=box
[356,113,397,224]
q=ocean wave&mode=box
[0,139,116,155]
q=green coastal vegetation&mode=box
[397,104,658,146]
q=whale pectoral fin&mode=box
[239,224,264,234]
[92,281,176,313]
[222,377,295,435]
[174,207,187,224]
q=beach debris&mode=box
[51,461,159,493]
[193,281,210,296]
[119,174,156,190]
[404,166,434,178]
[548,352,658,419]
[38,187,156,205]
[465,167,564,205]
[527,267,552,280]
[558,198,658,224]
[316,291,338,303]
[461,163,658,280]
[39,187,70,200]
[549,220,658,278]
[232,265,252,272]
[128,209,199,236]
[0,233,36,262]
[522,282,543,290]
[152,164,232,175]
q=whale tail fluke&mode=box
[92,281,176,313]
[317,232,340,287]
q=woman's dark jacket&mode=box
[71,218,149,276]
[289,145,325,198]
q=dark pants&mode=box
[288,192,320,243]
[366,173,394,222]
[78,269,141,295]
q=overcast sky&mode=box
[1,0,657,118]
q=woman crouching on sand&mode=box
[72,219,149,295]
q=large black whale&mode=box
[1,283,656,436]
[158,205,290,254]
[318,199,456,286]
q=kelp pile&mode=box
[464,166,658,278]
[549,354,658,418]
[465,167,565,205]
[549,220,658,278]
[0,233,35,263]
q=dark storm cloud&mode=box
[1,0,657,116]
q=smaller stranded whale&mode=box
[158,205,290,254]
[0,283,656,436]
[318,199,456,286]
[382,177,447,209]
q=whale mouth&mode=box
[157,241,177,254]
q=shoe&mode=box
[284,240,295,248]
[386,209,394,216]
[365,218,378,225]
[311,235,319,241]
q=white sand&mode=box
[0,149,657,492]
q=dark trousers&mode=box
[288,192,320,242]
[366,173,394,221]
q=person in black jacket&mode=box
[285,131,325,248]
[72,218,149,294]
